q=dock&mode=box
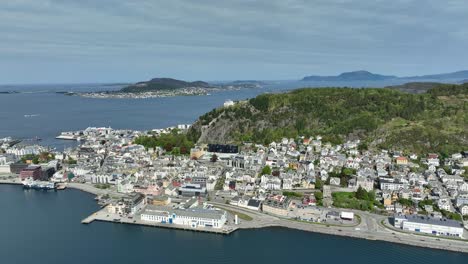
[81,208,238,235]
[81,213,97,224]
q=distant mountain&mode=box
[120,78,211,93]
[404,70,468,80]
[302,71,396,81]
[302,70,468,82]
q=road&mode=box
[209,201,468,253]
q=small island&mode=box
[69,78,264,99]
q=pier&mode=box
[81,207,237,235]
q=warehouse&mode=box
[393,214,464,238]
[140,205,227,229]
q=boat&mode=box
[22,178,56,190]
[24,114,40,118]
[56,184,67,190]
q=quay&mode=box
[81,207,237,235]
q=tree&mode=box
[397,198,414,207]
[32,156,40,164]
[356,186,369,200]
[315,178,323,190]
[342,168,356,176]
[358,142,368,151]
[210,154,218,162]
[260,165,272,176]
[315,191,323,201]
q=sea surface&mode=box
[0,79,438,149]
[0,184,467,264]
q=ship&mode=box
[56,132,77,140]
[22,178,56,190]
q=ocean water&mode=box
[0,184,467,264]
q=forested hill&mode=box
[188,83,468,155]
[121,78,211,93]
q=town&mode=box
[1,124,468,250]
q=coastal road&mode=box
[209,201,468,253]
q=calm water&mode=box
[0,184,467,264]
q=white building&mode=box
[394,214,464,238]
[460,205,468,216]
[437,198,453,212]
[223,100,235,107]
[140,205,227,229]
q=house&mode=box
[456,194,468,207]
[382,191,392,206]
[437,198,453,212]
[329,177,341,186]
[326,211,340,221]
[460,205,468,216]
[380,178,407,191]
[396,157,408,165]
[459,182,468,193]
[262,195,291,216]
[246,199,262,211]
[427,154,440,167]
[356,177,374,192]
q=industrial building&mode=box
[178,183,207,197]
[208,144,238,154]
[19,165,42,180]
[393,214,464,238]
[140,205,227,229]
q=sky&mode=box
[1,0,468,84]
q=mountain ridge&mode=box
[302,70,468,82]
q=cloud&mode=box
[1,0,468,83]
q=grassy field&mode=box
[332,192,375,211]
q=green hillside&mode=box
[188,83,468,156]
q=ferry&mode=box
[22,178,56,190]
[56,132,77,140]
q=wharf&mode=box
[81,207,237,235]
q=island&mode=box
[302,70,468,82]
[68,78,264,99]
[1,84,468,253]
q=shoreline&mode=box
[1,181,467,254]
